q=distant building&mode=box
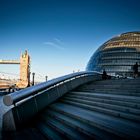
[16,50,30,88]
[86,31,140,77]
[0,50,30,89]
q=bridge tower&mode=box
[16,50,30,88]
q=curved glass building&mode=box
[86,31,140,77]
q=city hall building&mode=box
[86,31,140,77]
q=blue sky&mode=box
[0,0,140,81]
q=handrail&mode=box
[3,71,101,106]
[2,71,103,131]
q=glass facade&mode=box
[86,32,140,77]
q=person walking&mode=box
[102,69,107,80]
[133,62,138,78]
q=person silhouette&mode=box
[102,69,107,80]
[133,62,138,78]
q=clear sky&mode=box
[0,0,140,81]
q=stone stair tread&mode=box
[61,99,140,122]
[77,89,140,96]
[37,122,65,140]
[92,88,140,92]
[90,82,140,85]
[40,115,88,140]
[70,91,140,103]
[49,102,140,139]
[79,84,140,89]
[90,79,140,84]
[65,94,140,109]
[80,85,139,89]
[45,109,120,140]
[2,127,46,140]
[63,96,140,115]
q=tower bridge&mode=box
[0,60,20,64]
[0,50,30,89]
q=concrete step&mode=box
[63,96,140,115]
[78,89,140,96]
[79,85,140,90]
[89,79,140,85]
[77,89,140,97]
[39,115,88,140]
[37,122,66,140]
[44,109,120,140]
[77,87,140,94]
[91,81,140,85]
[60,99,140,122]
[70,91,140,104]
[78,82,140,87]
[66,94,140,109]
[2,128,46,140]
[90,88,140,93]
[49,102,140,139]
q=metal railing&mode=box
[3,71,101,106]
[2,71,102,131]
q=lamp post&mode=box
[32,72,35,86]
[45,76,48,81]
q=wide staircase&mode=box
[35,78,140,140]
[2,77,140,140]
